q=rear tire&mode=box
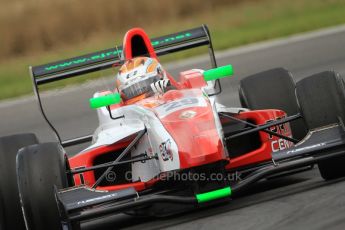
[318,156,345,180]
[17,142,68,230]
[239,68,308,140]
[0,133,38,230]
[296,71,345,180]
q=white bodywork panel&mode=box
[83,94,180,182]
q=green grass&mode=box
[211,0,345,49]
[1,0,345,100]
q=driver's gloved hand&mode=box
[150,79,171,94]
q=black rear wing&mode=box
[31,25,216,85]
[30,25,218,146]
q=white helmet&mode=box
[117,57,166,100]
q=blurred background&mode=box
[1,0,345,100]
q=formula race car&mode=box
[1,25,345,230]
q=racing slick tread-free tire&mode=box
[239,68,308,140]
[17,142,68,230]
[0,133,38,230]
[296,71,345,180]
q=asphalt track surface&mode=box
[1,25,345,229]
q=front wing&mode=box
[56,123,345,229]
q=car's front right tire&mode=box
[17,142,68,230]
[0,133,38,230]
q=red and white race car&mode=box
[1,25,345,230]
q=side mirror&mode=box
[203,65,234,81]
[89,93,121,109]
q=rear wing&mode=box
[30,25,219,147]
[31,25,216,85]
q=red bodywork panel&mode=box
[225,110,293,170]
[159,90,226,169]
[122,28,158,60]
[179,69,207,89]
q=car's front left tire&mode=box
[296,71,345,180]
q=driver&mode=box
[117,57,172,101]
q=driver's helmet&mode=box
[117,57,166,100]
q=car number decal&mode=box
[155,97,207,117]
